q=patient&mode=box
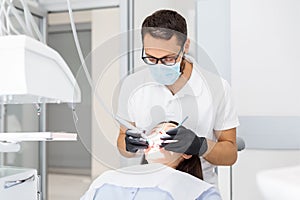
[81,122,221,200]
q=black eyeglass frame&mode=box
[141,44,185,66]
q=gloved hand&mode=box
[160,126,207,156]
[125,129,149,153]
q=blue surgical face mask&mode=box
[149,61,181,85]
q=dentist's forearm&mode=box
[203,139,237,166]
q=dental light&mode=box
[0,0,80,104]
[0,0,80,142]
[0,35,81,104]
[0,35,81,142]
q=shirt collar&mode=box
[175,55,203,98]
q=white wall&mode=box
[48,8,122,177]
[231,0,300,116]
[231,0,300,199]
[91,8,121,178]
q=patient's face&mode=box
[144,122,183,167]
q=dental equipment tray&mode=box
[0,132,77,142]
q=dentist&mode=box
[117,9,239,186]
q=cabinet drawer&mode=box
[0,167,38,200]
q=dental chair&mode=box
[230,137,245,199]
[217,136,245,200]
[237,137,246,152]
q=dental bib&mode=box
[81,163,213,200]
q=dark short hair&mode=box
[141,9,187,46]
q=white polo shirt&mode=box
[117,55,239,185]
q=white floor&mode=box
[48,173,92,200]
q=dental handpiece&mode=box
[161,116,189,136]
[178,116,189,127]
[116,116,147,139]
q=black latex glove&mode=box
[125,129,149,153]
[161,126,208,156]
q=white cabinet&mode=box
[218,150,300,200]
[0,167,38,200]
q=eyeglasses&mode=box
[141,45,184,66]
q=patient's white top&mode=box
[117,55,239,185]
[81,163,221,200]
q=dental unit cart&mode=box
[0,35,81,200]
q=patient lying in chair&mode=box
[81,121,221,200]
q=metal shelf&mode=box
[0,132,77,142]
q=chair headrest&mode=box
[237,137,246,151]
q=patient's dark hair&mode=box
[176,155,203,180]
[160,121,203,180]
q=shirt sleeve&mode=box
[214,79,240,130]
[196,187,222,200]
